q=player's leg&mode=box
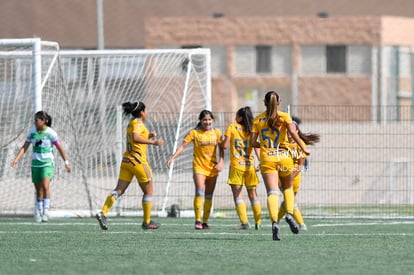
[139,179,160,230]
[103,180,130,215]
[137,163,160,230]
[40,165,54,222]
[278,159,295,215]
[41,178,51,222]
[231,184,249,229]
[32,167,43,223]
[260,168,279,223]
[96,162,132,230]
[96,179,130,230]
[202,175,217,229]
[292,173,306,230]
[193,173,206,229]
[279,174,299,234]
[246,171,261,230]
[279,158,299,234]
[277,201,287,222]
[260,163,281,240]
[293,201,306,231]
[228,167,249,229]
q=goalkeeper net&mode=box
[0,39,212,217]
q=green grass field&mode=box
[0,216,413,275]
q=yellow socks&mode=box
[251,200,262,225]
[142,195,153,224]
[203,196,213,224]
[194,195,203,222]
[277,203,287,222]
[235,199,248,224]
[293,205,305,225]
[267,191,279,222]
[101,194,116,216]
[282,187,295,214]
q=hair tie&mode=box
[132,102,140,112]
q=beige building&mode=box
[146,16,414,121]
[1,0,414,118]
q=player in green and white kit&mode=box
[12,111,71,222]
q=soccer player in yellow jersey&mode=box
[222,107,262,230]
[277,117,320,231]
[168,110,224,230]
[96,101,164,230]
[250,91,310,240]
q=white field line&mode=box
[1,220,414,227]
[312,220,414,227]
[0,231,413,237]
[1,220,413,237]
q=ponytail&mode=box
[122,101,145,118]
[236,106,253,134]
[264,91,280,130]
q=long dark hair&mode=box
[196,110,214,129]
[122,101,145,118]
[35,111,52,127]
[236,106,253,134]
[292,118,320,145]
[264,91,280,130]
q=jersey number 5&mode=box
[261,128,280,148]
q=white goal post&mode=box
[0,39,212,218]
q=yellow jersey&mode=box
[184,127,222,174]
[123,119,148,164]
[252,111,292,163]
[288,141,307,165]
[225,122,255,171]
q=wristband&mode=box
[65,160,70,165]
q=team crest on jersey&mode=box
[199,132,217,146]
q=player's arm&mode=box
[11,141,31,168]
[288,123,310,155]
[222,135,230,149]
[215,139,224,172]
[253,147,261,171]
[55,141,71,172]
[167,141,189,167]
[292,157,305,179]
[250,132,260,148]
[133,132,164,146]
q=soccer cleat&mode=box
[41,210,49,222]
[142,220,161,230]
[195,221,203,230]
[235,223,250,230]
[202,223,210,230]
[41,213,49,222]
[285,213,299,234]
[255,224,262,230]
[96,212,108,230]
[300,223,308,231]
[272,222,281,241]
[34,214,42,223]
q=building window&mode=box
[207,45,227,76]
[326,45,346,73]
[256,46,271,73]
[181,45,202,49]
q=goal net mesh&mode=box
[1,41,212,217]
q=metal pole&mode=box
[32,38,42,112]
[96,0,104,49]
